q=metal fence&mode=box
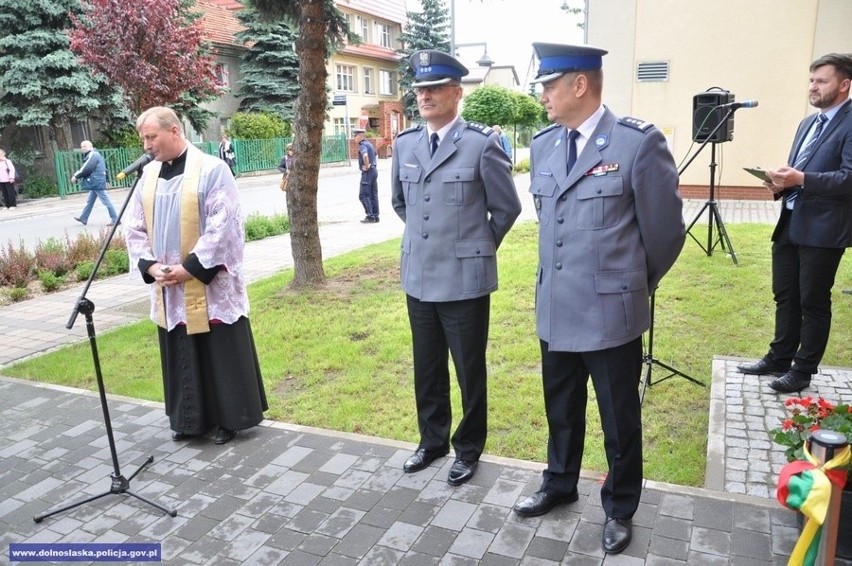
[53,135,348,197]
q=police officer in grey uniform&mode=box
[391,50,522,486]
[511,43,684,554]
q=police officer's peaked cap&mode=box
[530,43,608,84]
[410,50,469,88]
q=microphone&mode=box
[718,99,758,110]
[116,153,154,180]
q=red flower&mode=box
[782,419,793,431]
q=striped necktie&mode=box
[786,114,828,209]
[430,133,439,157]
[566,129,581,174]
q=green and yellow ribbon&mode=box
[776,443,850,565]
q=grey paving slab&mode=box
[0,371,806,564]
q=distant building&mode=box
[588,0,852,199]
[195,0,246,143]
[329,0,408,142]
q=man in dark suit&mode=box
[391,50,521,486]
[737,53,852,394]
[512,43,684,555]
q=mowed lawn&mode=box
[6,221,852,487]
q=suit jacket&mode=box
[777,98,852,248]
[391,119,522,302]
[530,108,685,352]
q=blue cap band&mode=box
[538,54,602,73]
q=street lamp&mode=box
[455,42,494,67]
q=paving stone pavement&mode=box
[0,376,807,565]
[2,173,852,563]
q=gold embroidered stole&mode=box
[142,145,210,334]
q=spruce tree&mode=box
[0,0,122,150]
[396,0,451,120]
[235,5,301,120]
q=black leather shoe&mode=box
[171,431,193,441]
[737,358,789,377]
[602,517,632,554]
[74,216,87,226]
[447,459,477,486]
[403,448,448,473]
[769,370,811,394]
[213,427,237,445]
[513,489,579,517]
[359,216,373,223]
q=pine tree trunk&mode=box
[287,0,328,288]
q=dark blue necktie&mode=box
[430,133,439,157]
[566,129,581,175]
[786,114,828,209]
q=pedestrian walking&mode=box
[72,141,119,226]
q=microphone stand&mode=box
[679,106,738,265]
[640,289,704,404]
[34,172,176,523]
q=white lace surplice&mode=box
[126,155,248,331]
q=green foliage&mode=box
[228,112,289,140]
[21,174,59,199]
[513,157,530,174]
[102,125,143,150]
[511,91,546,129]
[34,238,72,276]
[6,287,28,302]
[0,241,34,287]
[245,213,290,241]
[74,260,94,281]
[397,0,451,119]
[461,84,514,127]
[235,6,300,120]
[100,248,130,277]
[0,0,123,146]
[37,270,65,292]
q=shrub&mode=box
[513,158,530,174]
[38,270,65,292]
[228,112,289,139]
[75,260,95,281]
[245,213,289,241]
[0,241,34,287]
[100,248,129,277]
[21,174,58,199]
[34,237,72,276]
[65,231,100,266]
[7,287,29,302]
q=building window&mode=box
[364,67,375,94]
[20,126,46,153]
[358,16,370,42]
[379,69,397,96]
[334,118,347,137]
[333,117,359,137]
[378,23,392,48]
[215,63,230,87]
[336,64,356,92]
[70,121,90,147]
[636,61,669,82]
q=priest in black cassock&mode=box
[127,106,267,445]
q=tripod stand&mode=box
[680,107,738,264]
[640,290,705,404]
[34,174,176,523]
